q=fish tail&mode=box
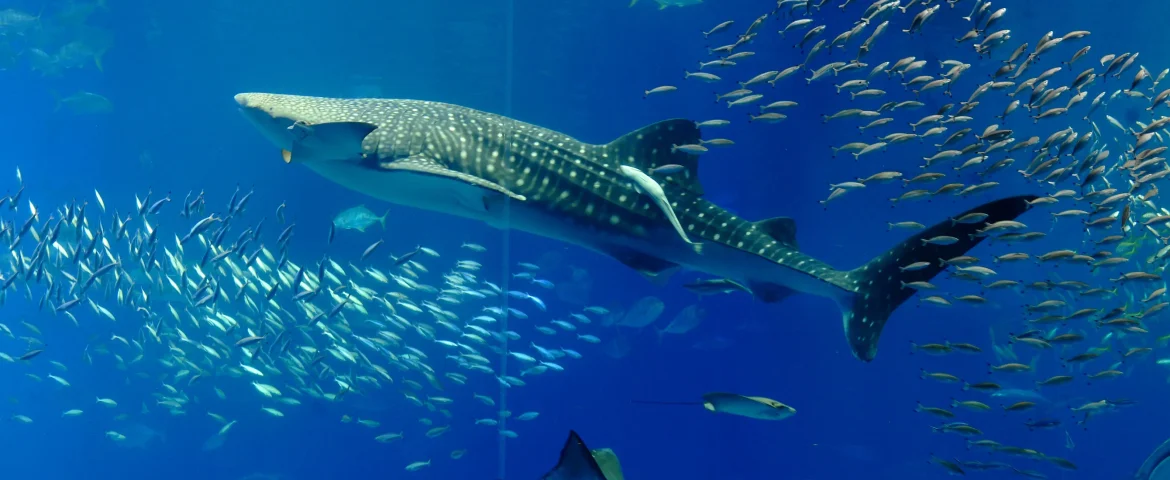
[379,208,389,229]
[837,195,1036,361]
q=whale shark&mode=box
[234,92,1035,362]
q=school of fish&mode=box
[638,0,1170,477]
[0,177,643,472]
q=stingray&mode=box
[541,431,625,480]
[632,392,796,421]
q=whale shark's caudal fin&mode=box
[541,430,619,480]
[839,195,1037,362]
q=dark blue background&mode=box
[0,0,1167,479]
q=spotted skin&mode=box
[236,93,708,242]
[838,195,1036,361]
[235,92,1036,362]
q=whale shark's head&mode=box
[235,93,378,164]
[235,92,507,218]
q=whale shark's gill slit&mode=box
[372,155,527,202]
[840,195,1037,362]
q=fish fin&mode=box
[746,281,795,303]
[743,395,780,405]
[94,51,104,72]
[602,246,680,285]
[373,155,526,202]
[839,195,1037,362]
[642,265,681,287]
[753,216,798,249]
[590,447,625,480]
[542,430,610,480]
[605,119,704,196]
[286,121,379,162]
[379,208,389,229]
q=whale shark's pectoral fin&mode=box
[746,281,796,303]
[542,431,612,480]
[603,246,680,286]
[374,155,527,203]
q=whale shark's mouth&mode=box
[235,94,297,153]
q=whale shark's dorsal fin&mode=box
[542,430,611,480]
[605,119,705,196]
[754,217,798,249]
[745,216,799,303]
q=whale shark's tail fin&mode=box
[542,430,624,480]
[839,195,1037,362]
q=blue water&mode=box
[2,0,1170,479]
